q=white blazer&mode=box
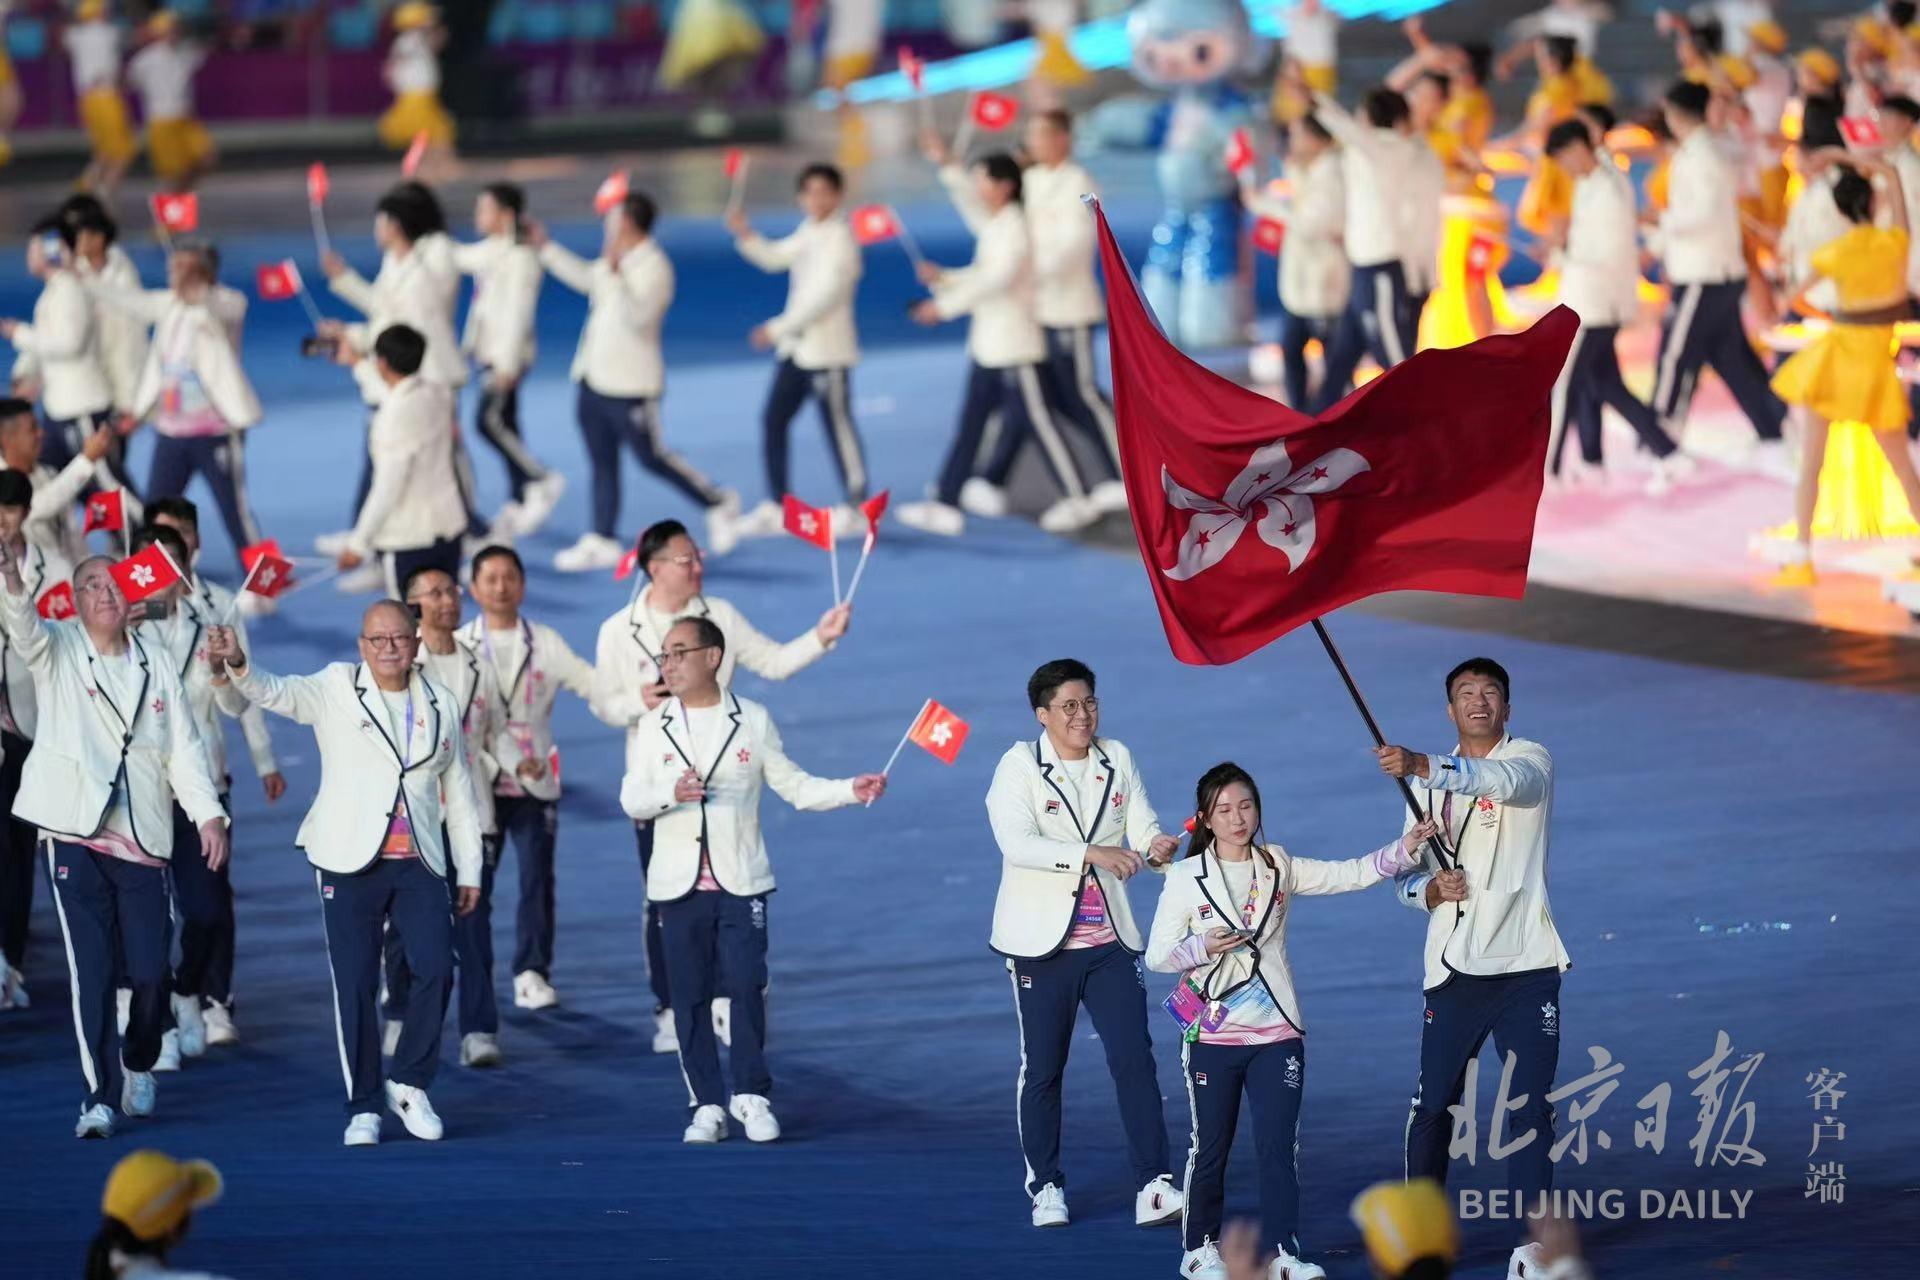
[185,576,275,779]
[984,735,1165,959]
[415,637,503,835]
[347,375,466,555]
[1315,95,1419,270]
[589,587,830,730]
[541,237,672,398]
[0,541,72,740]
[219,660,483,886]
[9,455,98,569]
[128,297,263,432]
[78,246,149,413]
[737,215,862,370]
[10,269,114,421]
[1560,159,1643,329]
[1392,734,1570,992]
[453,235,542,382]
[1,584,225,857]
[456,615,596,802]
[330,249,468,405]
[619,690,858,900]
[1250,148,1351,319]
[1778,173,1850,314]
[1022,161,1106,330]
[933,167,1048,368]
[1147,840,1414,1036]
[1654,128,1747,286]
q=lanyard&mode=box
[1238,859,1260,929]
[396,687,416,769]
[479,618,534,714]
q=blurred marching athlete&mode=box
[620,614,886,1144]
[206,603,482,1147]
[453,183,565,537]
[63,197,147,426]
[1245,115,1350,411]
[458,545,597,1010]
[726,163,869,536]
[1,550,226,1139]
[1147,763,1434,1280]
[1377,657,1568,1280]
[985,658,1184,1230]
[900,153,1099,538]
[591,518,849,1052]
[532,191,741,572]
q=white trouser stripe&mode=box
[1008,964,1037,1195]
[1547,328,1587,473]
[1375,271,1407,367]
[1653,283,1702,420]
[1070,326,1121,467]
[47,841,100,1094]
[1180,1038,1200,1245]
[482,389,547,477]
[816,368,867,497]
[634,402,720,503]
[314,870,354,1095]
[1015,365,1088,499]
[222,431,263,547]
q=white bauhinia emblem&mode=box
[257,565,277,587]
[799,513,818,535]
[129,565,156,588]
[929,720,954,747]
[1159,439,1370,581]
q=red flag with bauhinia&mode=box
[859,489,890,535]
[1464,233,1499,286]
[109,544,184,604]
[1252,216,1286,255]
[906,698,969,764]
[782,495,834,550]
[36,582,74,621]
[971,91,1018,130]
[1224,127,1255,174]
[307,162,330,205]
[1090,199,1576,666]
[594,170,629,216]
[256,260,302,301]
[1840,115,1882,147]
[850,205,900,246]
[83,489,124,534]
[240,540,295,598]
[151,192,199,233]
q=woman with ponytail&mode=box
[1146,762,1435,1280]
[87,1149,229,1279]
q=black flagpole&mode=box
[1310,618,1456,873]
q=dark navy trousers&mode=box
[1007,941,1172,1198]
[319,856,451,1115]
[1182,1038,1307,1254]
[635,822,670,1011]
[147,433,263,572]
[1313,261,1415,412]
[1406,970,1562,1200]
[46,842,171,1109]
[496,794,559,979]
[760,359,867,504]
[385,838,500,1037]
[577,384,723,538]
[657,888,770,1108]
[0,730,36,971]
[168,797,235,1005]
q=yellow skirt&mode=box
[1272,62,1336,124]
[378,90,455,150]
[1770,324,1910,434]
[1032,30,1090,87]
[81,86,138,164]
[657,0,767,90]
[146,118,213,180]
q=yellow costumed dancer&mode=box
[659,0,767,136]
[65,0,138,194]
[822,0,882,169]
[1030,0,1090,92]
[378,3,454,153]
[126,12,213,189]
[1272,0,1339,124]
[1770,155,1920,585]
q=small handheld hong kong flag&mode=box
[401,130,430,177]
[239,540,294,599]
[594,170,630,216]
[83,489,124,535]
[109,543,184,605]
[905,698,970,765]
[256,260,302,301]
[843,489,890,606]
[1225,128,1255,175]
[151,192,199,234]
[36,582,75,621]
[1464,233,1498,283]
[971,91,1019,131]
[1840,115,1883,147]
[781,494,835,550]
[899,47,926,92]
[613,543,641,581]
[1252,216,1286,256]
[307,162,330,206]
[850,204,899,246]
[724,148,746,179]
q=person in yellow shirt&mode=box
[1770,154,1920,585]
[63,0,137,196]
[1389,18,1494,185]
[1515,35,1585,239]
[125,12,213,191]
[378,3,454,156]
[1272,0,1339,124]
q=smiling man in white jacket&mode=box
[1377,656,1569,1280]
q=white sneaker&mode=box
[1180,1240,1226,1279]
[513,969,559,1010]
[829,504,865,540]
[122,1070,156,1117]
[487,502,527,541]
[705,491,743,556]
[116,987,130,1035]
[1090,478,1130,514]
[314,530,354,556]
[958,477,1009,517]
[1039,495,1100,533]
[383,1018,403,1057]
[1748,438,1795,482]
[335,563,386,595]
[1508,1242,1549,1280]
[895,500,965,536]
[517,473,568,535]
[1,964,26,1009]
[1270,1247,1327,1280]
[172,994,207,1057]
[1031,1182,1069,1228]
[737,500,783,538]
[683,1103,728,1144]
[75,1102,114,1139]
[553,532,625,573]
[711,996,732,1047]
[1645,451,1698,497]
[384,1080,445,1141]
[343,1112,382,1146]
[652,1008,679,1054]
[153,1029,182,1072]
[728,1092,781,1142]
[460,1032,503,1068]
[203,1001,238,1046]
[1135,1174,1183,1226]
[235,591,276,619]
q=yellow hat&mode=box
[77,0,107,21]
[1797,48,1842,86]
[1350,1179,1459,1276]
[1748,21,1788,55]
[145,10,177,35]
[393,2,437,31]
[102,1151,223,1244]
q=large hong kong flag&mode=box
[1090,200,1576,666]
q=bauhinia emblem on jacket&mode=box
[737,748,751,764]
[1161,440,1370,581]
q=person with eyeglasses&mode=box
[203,603,482,1147]
[983,658,1183,1230]
[0,548,227,1139]
[619,614,886,1144]
[1146,762,1434,1280]
[590,517,849,1054]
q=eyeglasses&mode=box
[407,582,459,602]
[650,553,702,570]
[1047,697,1098,717]
[658,644,715,665]
[76,578,122,597]
[361,633,417,651]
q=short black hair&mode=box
[0,469,31,510]
[1883,94,1920,124]
[373,324,427,376]
[469,544,523,580]
[1799,95,1846,151]
[796,163,844,193]
[1542,34,1579,73]
[1362,87,1411,129]
[145,496,200,530]
[1027,658,1095,710]
[56,193,118,246]
[1689,18,1724,56]
[620,190,658,234]
[0,397,33,425]
[374,184,445,244]
[671,613,726,657]
[401,562,456,600]
[1834,168,1875,224]
[1461,41,1493,85]
[132,522,191,570]
[1893,1,1918,27]
[1445,657,1511,701]
[1664,79,1712,121]
[977,152,1024,201]
[639,518,690,570]
[1580,102,1617,136]
[1545,119,1594,158]
[481,182,525,221]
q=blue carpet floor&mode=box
[0,197,1912,1279]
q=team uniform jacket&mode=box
[540,237,672,398]
[452,234,543,382]
[0,541,72,740]
[133,591,276,786]
[933,166,1048,367]
[1021,161,1106,330]
[1248,147,1351,318]
[984,735,1165,959]
[77,246,149,413]
[619,689,859,901]
[456,615,596,803]
[329,248,467,405]
[1392,734,1570,992]
[735,215,862,370]
[347,374,466,556]
[9,269,114,420]
[1,583,225,858]
[218,661,482,887]
[415,637,505,835]
[125,296,263,431]
[1560,156,1644,328]
[4,458,93,583]
[1313,95,1423,269]
[1651,128,1747,285]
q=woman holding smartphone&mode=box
[1146,762,1435,1280]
